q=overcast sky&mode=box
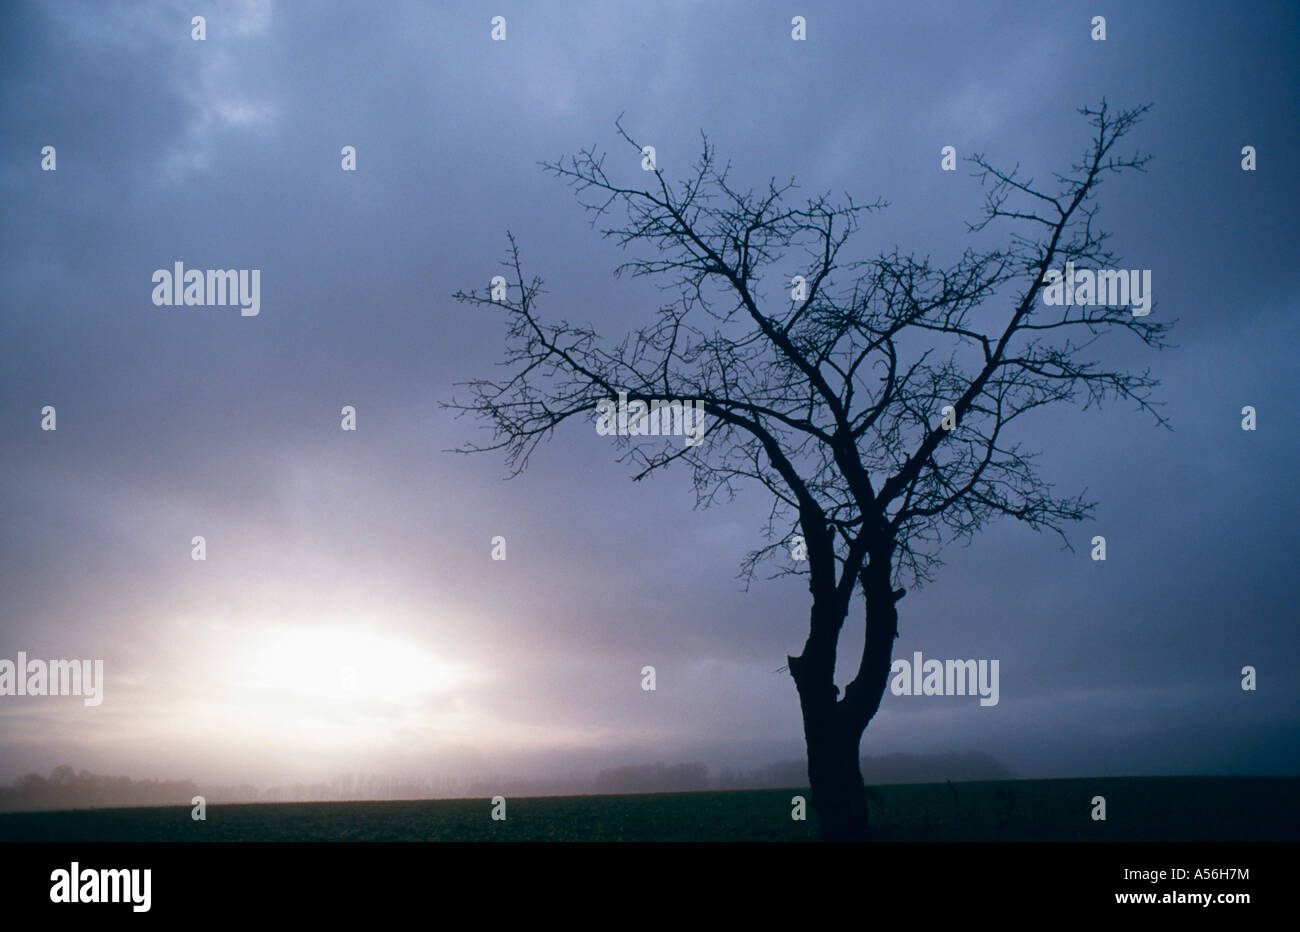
[1,0,1297,788]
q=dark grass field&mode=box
[1,776,1295,842]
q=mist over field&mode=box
[0,751,1016,812]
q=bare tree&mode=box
[447,101,1171,840]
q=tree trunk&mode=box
[804,712,870,840]
[790,552,901,841]
[789,629,872,841]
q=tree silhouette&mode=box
[448,101,1170,840]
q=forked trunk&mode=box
[792,554,900,841]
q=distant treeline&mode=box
[0,766,198,813]
[594,761,710,794]
[0,752,1011,811]
[248,751,1010,799]
[716,751,1013,790]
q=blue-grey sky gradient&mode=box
[1,0,1297,787]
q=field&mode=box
[0,777,1295,842]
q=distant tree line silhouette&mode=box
[0,766,198,812]
[0,752,1011,811]
[593,762,710,794]
[714,751,1012,790]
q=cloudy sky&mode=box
[1,0,1297,789]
